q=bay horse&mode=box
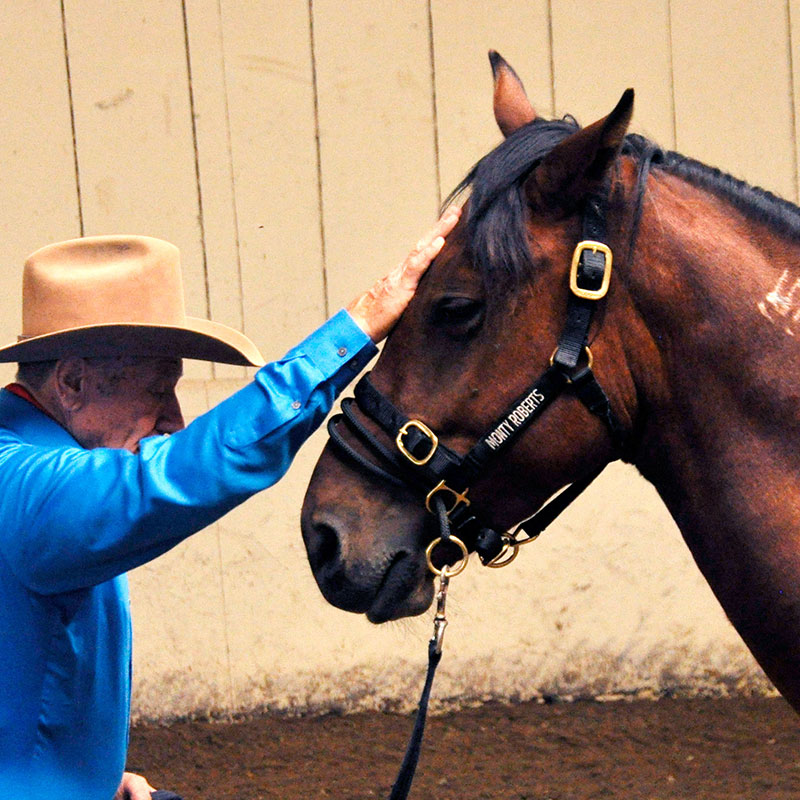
[301,52,800,712]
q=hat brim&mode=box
[0,317,265,367]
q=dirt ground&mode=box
[128,695,800,800]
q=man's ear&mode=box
[53,357,89,411]
[525,89,634,214]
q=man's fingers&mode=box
[412,205,461,256]
[345,205,462,342]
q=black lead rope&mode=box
[388,639,442,800]
[389,494,452,800]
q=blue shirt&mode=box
[0,310,375,799]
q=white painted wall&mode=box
[1,0,794,719]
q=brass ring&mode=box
[485,538,520,568]
[425,535,469,577]
[549,345,593,371]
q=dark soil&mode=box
[128,696,800,799]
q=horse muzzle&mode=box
[301,479,435,622]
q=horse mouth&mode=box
[366,552,431,624]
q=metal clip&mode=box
[431,571,450,654]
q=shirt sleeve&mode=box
[0,309,376,595]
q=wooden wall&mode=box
[0,1,795,718]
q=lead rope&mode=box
[388,496,466,800]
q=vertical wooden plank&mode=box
[0,0,81,364]
[184,0,246,380]
[63,0,210,379]
[431,0,553,198]
[551,0,675,147]
[204,0,327,705]
[217,0,326,361]
[313,0,440,312]
[671,0,796,200]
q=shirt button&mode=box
[291,400,301,410]
[337,347,348,357]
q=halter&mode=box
[328,189,628,569]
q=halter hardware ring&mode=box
[425,480,471,516]
[425,534,469,577]
[549,346,593,382]
[396,419,439,466]
[485,535,520,568]
[570,240,613,300]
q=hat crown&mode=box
[0,234,265,366]
[22,235,186,338]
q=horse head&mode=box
[301,53,645,623]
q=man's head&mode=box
[17,355,184,452]
[0,234,266,452]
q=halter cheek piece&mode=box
[327,190,629,568]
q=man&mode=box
[0,207,459,799]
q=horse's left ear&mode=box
[526,89,634,213]
[490,50,537,137]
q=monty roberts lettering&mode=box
[484,387,546,450]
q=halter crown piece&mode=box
[327,188,629,800]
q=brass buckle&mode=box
[570,240,613,300]
[425,480,470,516]
[396,419,438,465]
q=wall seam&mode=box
[786,0,799,202]
[308,0,329,321]
[59,0,84,236]
[181,0,212,321]
[666,0,678,150]
[216,0,246,339]
[546,0,556,115]
[427,0,443,209]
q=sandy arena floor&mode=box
[128,695,800,799]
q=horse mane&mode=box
[447,116,800,292]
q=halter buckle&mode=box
[570,240,613,300]
[396,419,439,465]
[425,480,471,516]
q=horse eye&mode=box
[431,296,485,335]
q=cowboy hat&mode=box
[0,235,265,366]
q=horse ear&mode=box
[490,50,537,137]
[526,89,634,213]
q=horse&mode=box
[301,51,800,712]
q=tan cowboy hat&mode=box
[0,234,265,366]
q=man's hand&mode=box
[346,205,461,342]
[114,771,156,800]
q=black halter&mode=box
[327,189,629,567]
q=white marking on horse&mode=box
[758,269,800,336]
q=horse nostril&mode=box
[307,519,341,572]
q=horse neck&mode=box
[617,165,800,616]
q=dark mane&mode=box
[447,116,800,290]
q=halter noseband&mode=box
[327,190,628,568]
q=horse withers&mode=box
[301,52,800,711]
